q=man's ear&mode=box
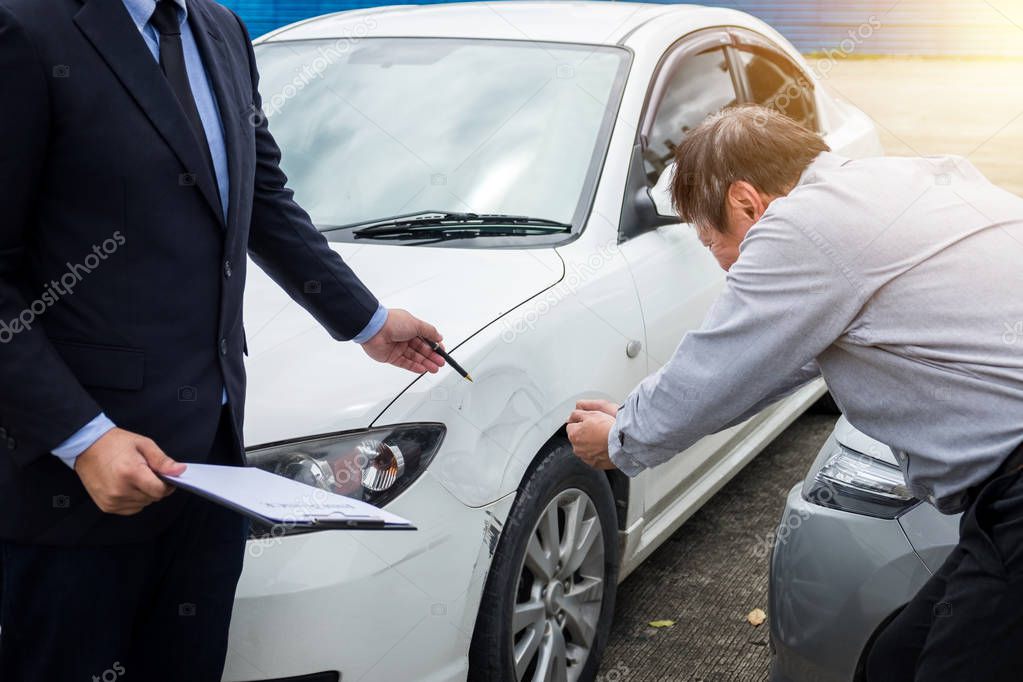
[726,181,765,225]
[728,180,761,226]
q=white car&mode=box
[225,3,883,681]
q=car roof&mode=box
[257,1,712,46]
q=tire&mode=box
[469,440,619,682]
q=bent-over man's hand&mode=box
[574,399,619,418]
[361,309,447,374]
[74,428,186,515]
[567,407,617,470]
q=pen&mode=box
[420,337,473,383]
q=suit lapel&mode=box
[73,0,225,227]
[188,1,243,233]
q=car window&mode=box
[255,38,629,239]
[734,47,817,130]
[643,47,738,185]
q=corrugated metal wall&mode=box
[222,0,1023,56]
[692,0,1023,56]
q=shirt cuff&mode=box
[52,413,117,469]
[608,416,647,477]
[351,305,388,344]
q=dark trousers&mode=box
[866,467,1023,681]
[0,411,249,682]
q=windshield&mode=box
[254,38,630,244]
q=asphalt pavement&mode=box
[598,413,838,682]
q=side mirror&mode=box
[650,162,677,218]
[619,145,680,242]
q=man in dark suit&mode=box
[0,0,446,679]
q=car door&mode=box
[617,30,765,527]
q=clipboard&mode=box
[160,463,416,531]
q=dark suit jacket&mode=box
[0,0,379,544]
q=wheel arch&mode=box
[520,425,632,534]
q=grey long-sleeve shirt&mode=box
[609,151,1023,514]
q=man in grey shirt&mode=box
[567,105,1023,679]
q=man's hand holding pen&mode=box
[567,399,620,471]
[361,309,448,374]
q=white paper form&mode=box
[161,463,415,530]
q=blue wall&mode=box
[222,0,1023,56]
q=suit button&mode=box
[224,259,233,278]
[6,437,15,451]
[220,338,228,356]
[0,427,6,439]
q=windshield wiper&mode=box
[347,212,572,241]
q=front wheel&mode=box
[469,440,620,682]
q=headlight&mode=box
[245,423,445,536]
[804,442,918,519]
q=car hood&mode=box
[241,242,564,447]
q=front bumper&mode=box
[768,485,932,682]
[223,472,514,682]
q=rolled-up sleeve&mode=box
[609,215,867,476]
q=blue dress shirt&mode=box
[53,0,386,468]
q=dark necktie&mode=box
[149,0,219,194]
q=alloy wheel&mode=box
[511,488,606,682]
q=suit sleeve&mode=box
[232,12,380,341]
[0,5,104,465]
[608,215,868,477]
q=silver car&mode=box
[769,415,960,682]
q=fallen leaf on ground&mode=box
[747,608,767,627]
[648,619,675,628]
